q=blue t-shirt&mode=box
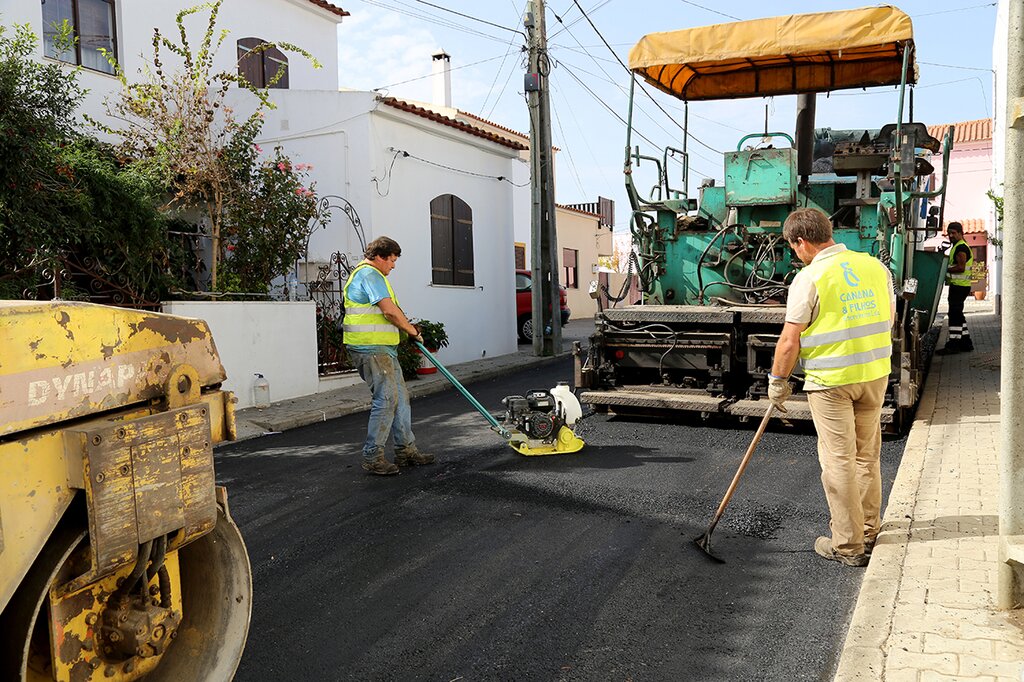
[346,265,398,356]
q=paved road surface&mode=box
[216,359,906,681]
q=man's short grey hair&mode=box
[783,208,833,245]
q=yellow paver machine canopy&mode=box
[627,5,916,101]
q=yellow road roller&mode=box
[0,301,252,681]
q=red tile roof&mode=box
[458,110,530,141]
[944,218,988,235]
[306,0,350,17]
[380,97,528,151]
[927,118,992,146]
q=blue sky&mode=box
[334,1,997,227]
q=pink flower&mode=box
[277,162,287,171]
[295,186,306,195]
[253,144,263,153]
[295,163,312,171]
[226,244,236,252]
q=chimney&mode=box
[432,50,452,108]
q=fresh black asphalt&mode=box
[215,358,907,681]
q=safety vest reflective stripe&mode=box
[946,239,974,287]
[802,345,891,370]
[342,263,400,346]
[801,320,892,348]
[797,249,893,387]
[342,323,397,333]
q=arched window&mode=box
[237,37,289,89]
[430,194,474,286]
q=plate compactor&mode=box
[414,342,585,456]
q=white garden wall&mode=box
[162,301,318,409]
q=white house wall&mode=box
[368,110,520,365]
[0,0,340,130]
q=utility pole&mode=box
[525,0,562,356]
[999,0,1024,610]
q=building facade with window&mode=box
[1,0,343,127]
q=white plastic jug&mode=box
[550,381,582,426]
[253,373,271,409]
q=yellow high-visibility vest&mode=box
[342,262,400,346]
[798,249,893,387]
[946,239,975,287]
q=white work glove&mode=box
[767,374,792,413]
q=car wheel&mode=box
[518,315,532,342]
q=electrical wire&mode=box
[568,0,722,155]
[406,0,527,37]
[678,0,740,21]
[548,82,588,196]
[373,54,507,91]
[357,0,512,44]
[391,147,531,186]
[480,38,524,114]
[912,2,995,18]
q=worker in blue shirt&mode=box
[342,237,435,475]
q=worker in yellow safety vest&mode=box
[768,208,896,567]
[936,221,976,354]
[342,236,435,476]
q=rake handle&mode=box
[705,404,775,535]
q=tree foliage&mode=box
[95,0,321,291]
[0,23,188,303]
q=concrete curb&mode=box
[232,351,567,439]
[832,336,946,680]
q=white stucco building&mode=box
[2,0,528,405]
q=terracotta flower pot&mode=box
[973,291,986,301]
[415,347,438,374]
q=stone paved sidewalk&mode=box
[835,300,1024,681]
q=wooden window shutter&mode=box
[430,195,454,285]
[237,37,265,88]
[514,244,526,270]
[452,196,474,286]
[264,45,289,89]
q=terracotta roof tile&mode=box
[306,0,350,17]
[927,118,992,146]
[380,97,528,151]
[458,110,530,141]
[944,218,988,234]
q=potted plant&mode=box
[416,320,449,352]
[397,320,449,379]
[413,320,449,375]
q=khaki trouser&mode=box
[806,375,888,556]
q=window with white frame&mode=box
[42,0,117,75]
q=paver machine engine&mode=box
[0,302,251,681]
[575,6,953,432]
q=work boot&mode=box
[814,536,868,567]
[395,448,436,467]
[362,454,400,476]
[864,537,876,556]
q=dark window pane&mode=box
[42,0,75,63]
[77,0,115,73]
[452,196,474,286]
[430,195,453,285]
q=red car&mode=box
[516,269,571,341]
